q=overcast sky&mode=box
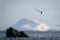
[0,0,60,31]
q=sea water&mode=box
[0,31,60,40]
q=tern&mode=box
[35,8,46,14]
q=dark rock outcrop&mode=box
[6,27,29,38]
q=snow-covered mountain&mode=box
[13,18,39,31]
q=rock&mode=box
[20,31,29,38]
[6,27,29,38]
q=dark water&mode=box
[0,31,60,40]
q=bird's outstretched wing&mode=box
[35,8,41,13]
[42,8,46,12]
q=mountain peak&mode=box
[13,18,39,30]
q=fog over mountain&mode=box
[13,18,39,31]
[0,18,49,31]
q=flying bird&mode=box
[35,8,46,14]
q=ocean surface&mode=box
[0,31,60,40]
